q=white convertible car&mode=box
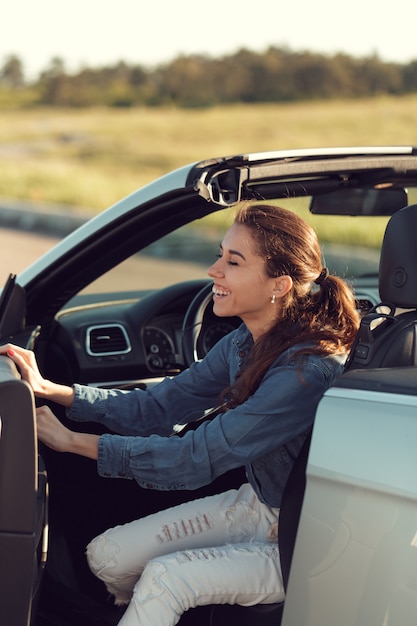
[1,146,416,626]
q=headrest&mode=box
[379,204,417,308]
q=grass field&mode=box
[1,95,417,211]
[0,95,416,248]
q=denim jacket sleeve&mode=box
[67,328,237,436]
[67,327,344,506]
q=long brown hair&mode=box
[224,203,360,408]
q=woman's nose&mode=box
[207,258,223,278]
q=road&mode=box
[0,227,208,291]
[0,228,60,287]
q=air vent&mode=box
[86,324,131,356]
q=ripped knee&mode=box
[86,531,139,606]
[86,531,121,580]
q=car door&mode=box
[0,355,48,626]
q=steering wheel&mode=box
[181,282,240,367]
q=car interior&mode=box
[1,149,417,625]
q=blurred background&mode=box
[1,0,417,282]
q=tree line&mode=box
[1,47,417,108]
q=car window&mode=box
[80,210,234,295]
[80,201,388,296]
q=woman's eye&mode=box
[215,253,238,266]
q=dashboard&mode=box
[50,279,379,389]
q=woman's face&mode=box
[207,223,282,339]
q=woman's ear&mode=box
[273,275,293,297]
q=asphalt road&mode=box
[0,227,208,291]
[0,228,60,287]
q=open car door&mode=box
[0,355,48,626]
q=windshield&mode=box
[80,198,389,296]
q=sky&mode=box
[2,0,417,80]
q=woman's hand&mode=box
[0,343,75,406]
[0,343,46,395]
[36,405,99,460]
[36,405,75,453]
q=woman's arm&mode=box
[96,353,337,491]
[68,331,234,436]
[36,405,99,459]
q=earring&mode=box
[271,294,276,304]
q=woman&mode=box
[2,204,360,626]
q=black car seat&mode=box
[345,203,417,371]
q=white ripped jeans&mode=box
[86,483,284,626]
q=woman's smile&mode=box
[212,285,231,299]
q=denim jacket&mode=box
[68,324,344,508]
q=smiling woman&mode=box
[1,201,360,626]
